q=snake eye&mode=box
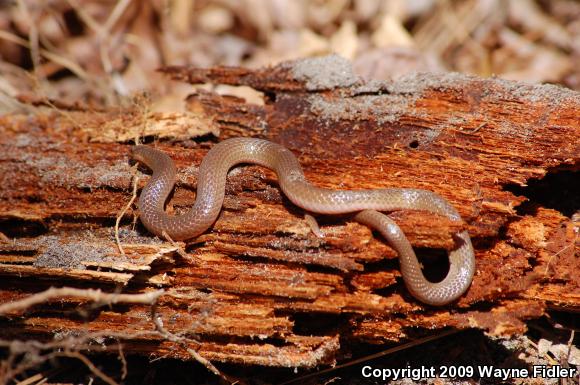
[131,146,147,164]
[131,146,147,161]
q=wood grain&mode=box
[0,56,578,367]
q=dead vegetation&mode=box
[1,0,578,110]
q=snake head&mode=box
[131,145,164,168]
[130,145,176,175]
[131,145,148,163]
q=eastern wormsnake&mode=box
[132,138,475,306]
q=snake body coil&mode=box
[132,138,475,305]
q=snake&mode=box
[132,137,475,306]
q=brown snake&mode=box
[132,138,475,305]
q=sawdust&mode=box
[289,54,360,91]
[17,150,132,190]
[307,92,414,125]
[33,235,122,270]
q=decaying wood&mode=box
[0,55,578,368]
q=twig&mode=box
[565,330,575,366]
[66,0,132,36]
[470,122,487,133]
[527,338,558,365]
[0,31,88,80]
[162,231,202,264]
[150,303,229,382]
[116,338,128,381]
[0,330,159,383]
[280,329,460,385]
[66,0,133,96]
[544,229,577,276]
[0,287,164,315]
[54,351,119,385]
[16,0,41,80]
[27,91,84,132]
[115,171,139,256]
[15,373,43,385]
[103,0,133,33]
[0,231,10,242]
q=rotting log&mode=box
[0,55,578,368]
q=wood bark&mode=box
[0,56,578,368]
